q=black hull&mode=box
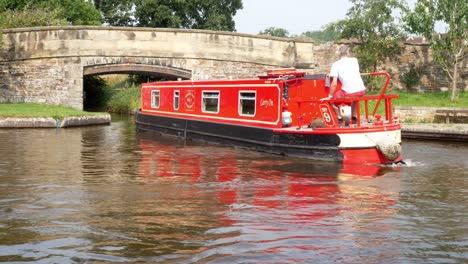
[135,111,344,161]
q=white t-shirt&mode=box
[329,57,366,93]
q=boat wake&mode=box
[394,159,424,167]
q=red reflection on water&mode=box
[216,158,240,205]
[136,137,398,218]
[135,137,401,262]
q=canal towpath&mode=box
[0,115,111,128]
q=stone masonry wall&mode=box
[394,106,468,123]
[0,57,83,109]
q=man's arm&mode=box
[329,77,337,98]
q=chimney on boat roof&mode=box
[258,68,305,79]
[266,68,297,75]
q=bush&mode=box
[402,64,421,91]
[106,85,141,114]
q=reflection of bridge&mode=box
[0,26,320,110]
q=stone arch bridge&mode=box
[0,26,329,110]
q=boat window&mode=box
[202,91,219,113]
[174,90,180,110]
[151,90,160,108]
[239,91,256,116]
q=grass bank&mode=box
[0,103,106,119]
[89,75,141,114]
[394,91,467,108]
[362,91,467,116]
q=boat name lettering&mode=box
[260,99,274,107]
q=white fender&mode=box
[376,136,402,161]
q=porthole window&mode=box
[239,91,256,116]
[174,90,180,110]
[202,91,219,113]
[151,90,160,108]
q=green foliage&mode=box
[403,0,436,40]
[0,6,68,46]
[362,75,389,93]
[335,0,408,72]
[0,8,68,29]
[93,0,134,26]
[258,27,290,38]
[128,74,162,84]
[83,75,143,113]
[0,0,102,25]
[402,64,421,90]
[303,23,341,43]
[0,1,101,46]
[106,85,141,114]
[134,0,181,28]
[50,0,102,25]
[359,91,467,118]
[404,0,467,101]
[131,0,242,31]
[0,0,29,10]
[0,103,105,119]
[84,75,146,114]
[394,91,468,107]
[83,76,115,111]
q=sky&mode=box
[234,0,418,36]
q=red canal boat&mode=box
[135,69,402,165]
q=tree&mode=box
[329,0,407,75]
[404,0,467,101]
[0,0,30,10]
[258,27,289,38]
[0,0,102,25]
[0,0,102,47]
[0,7,68,47]
[303,23,341,43]
[135,0,182,28]
[184,0,242,31]
[0,7,67,28]
[45,0,102,25]
[94,0,135,26]
[134,0,243,31]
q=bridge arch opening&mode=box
[82,64,192,111]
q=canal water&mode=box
[0,115,467,264]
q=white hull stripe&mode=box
[338,130,402,148]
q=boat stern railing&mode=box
[325,94,399,126]
[295,71,399,128]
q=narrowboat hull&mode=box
[135,110,402,165]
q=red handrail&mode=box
[362,72,391,116]
[294,72,395,127]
